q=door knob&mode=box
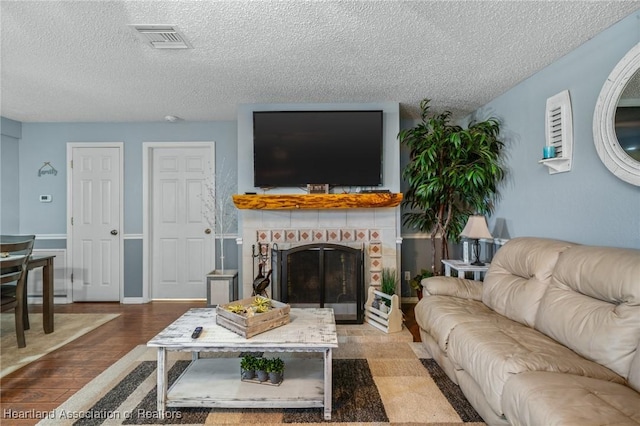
[110,230,118,235]
[205,228,212,234]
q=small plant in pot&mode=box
[240,355,257,380]
[254,357,269,382]
[380,268,397,313]
[266,357,285,384]
[410,269,434,300]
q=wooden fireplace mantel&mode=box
[232,193,403,210]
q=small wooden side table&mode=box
[441,259,490,281]
[206,269,238,306]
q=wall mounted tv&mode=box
[253,110,383,188]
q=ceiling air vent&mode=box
[130,25,192,49]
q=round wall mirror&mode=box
[616,68,640,162]
[593,42,640,186]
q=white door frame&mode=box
[66,142,124,302]
[142,141,216,302]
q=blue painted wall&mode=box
[469,11,640,249]
[18,121,237,234]
[1,117,22,234]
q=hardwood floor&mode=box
[0,301,420,425]
[402,302,421,342]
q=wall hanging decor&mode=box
[593,42,640,186]
[539,90,573,174]
[38,162,58,177]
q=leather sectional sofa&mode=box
[414,237,640,425]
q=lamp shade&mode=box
[460,215,493,240]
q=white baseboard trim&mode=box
[122,297,146,304]
[28,296,71,304]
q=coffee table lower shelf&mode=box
[167,357,325,410]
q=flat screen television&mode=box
[253,110,383,188]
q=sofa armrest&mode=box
[423,276,483,301]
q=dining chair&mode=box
[1,235,35,348]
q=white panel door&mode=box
[71,146,121,301]
[151,147,214,299]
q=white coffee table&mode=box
[147,307,338,419]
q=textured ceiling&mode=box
[2,1,640,123]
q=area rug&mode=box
[38,326,485,425]
[0,313,120,378]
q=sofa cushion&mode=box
[414,295,500,353]
[535,245,640,385]
[482,237,575,327]
[502,371,640,426]
[447,318,626,416]
[630,342,640,394]
[424,276,483,300]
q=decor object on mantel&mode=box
[232,192,402,210]
[460,215,493,266]
[399,98,506,274]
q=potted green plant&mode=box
[380,268,397,312]
[399,99,506,274]
[266,357,285,384]
[410,269,434,300]
[254,357,269,382]
[240,354,257,380]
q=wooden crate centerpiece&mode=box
[216,296,290,338]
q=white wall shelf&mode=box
[538,157,572,173]
[541,90,573,174]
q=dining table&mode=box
[26,255,56,333]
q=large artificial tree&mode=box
[399,99,506,273]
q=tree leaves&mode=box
[398,99,506,272]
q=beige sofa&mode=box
[414,237,640,425]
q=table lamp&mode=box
[460,215,493,265]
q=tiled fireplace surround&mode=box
[239,208,401,300]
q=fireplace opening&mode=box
[271,243,364,324]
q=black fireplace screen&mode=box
[271,243,364,324]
